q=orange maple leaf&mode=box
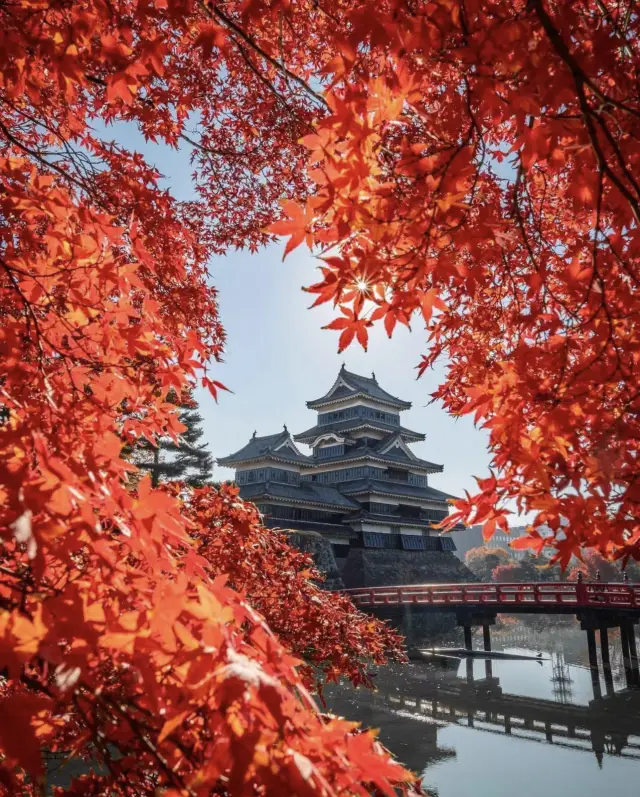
[265,200,313,259]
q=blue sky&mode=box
[108,122,494,509]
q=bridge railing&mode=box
[342,582,640,610]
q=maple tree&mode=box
[0,1,416,795]
[264,0,640,569]
[568,548,640,582]
[492,559,541,584]
[491,563,524,584]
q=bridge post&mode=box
[599,627,614,694]
[483,623,492,652]
[481,622,493,678]
[586,629,598,671]
[620,623,635,687]
[624,621,639,686]
[402,604,414,645]
[586,628,602,698]
[463,624,473,652]
[465,657,474,683]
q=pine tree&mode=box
[133,391,213,488]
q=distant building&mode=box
[219,366,462,566]
[483,525,529,561]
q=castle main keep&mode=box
[219,366,470,589]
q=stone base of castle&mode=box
[340,548,475,589]
[285,530,345,590]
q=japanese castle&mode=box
[218,366,458,562]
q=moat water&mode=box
[324,619,640,797]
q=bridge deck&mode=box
[343,582,640,615]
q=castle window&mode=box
[369,502,398,515]
[269,468,299,485]
[401,535,427,551]
[267,505,339,523]
[408,473,427,487]
[315,444,344,459]
[363,531,387,548]
[420,508,448,522]
[386,468,408,482]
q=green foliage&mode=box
[131,390,213,488]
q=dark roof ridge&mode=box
[299,447,442,472]
[218,429,310,466]
[307,368,412,410]
[342,367,376,384]
[293,419,425,442]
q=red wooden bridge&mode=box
[343,581,640,686]
[343,581,640,614]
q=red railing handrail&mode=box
[342,581,640,610]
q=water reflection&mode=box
[324,621,640,797]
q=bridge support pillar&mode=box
[586,629,598,670]
[456,611,496,654]
[600,627,614,694]
[481,623,493,678]
[624,621,639,687]
[402,604,414,645]
[586,629,602,698]
[620,623,636,687]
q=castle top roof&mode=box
[307,366,411,410]
[217,429,310,467]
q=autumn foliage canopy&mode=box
[0,0,639,793]
[269,0,640,569]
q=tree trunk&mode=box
[152,446,160,488]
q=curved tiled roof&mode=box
[307,367,411,410]
[338,478,456,503]
[239,481,361,510]
[263,518,355,537]
[217,430,311,466]
[294,418,425,443]
[346,511,448,530]
[298,434,443,473]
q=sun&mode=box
[354,277,369,293]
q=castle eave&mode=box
[347,512,448,530]
[306,367,412,410]
[294,420,425,444]
[299,451,443,473]
[240,482,360,511]
[217,453,310,468]
[339,479,457,503]
[306,392,410,411]
[266,519,356,537]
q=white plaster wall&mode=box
[353,522,393,534]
